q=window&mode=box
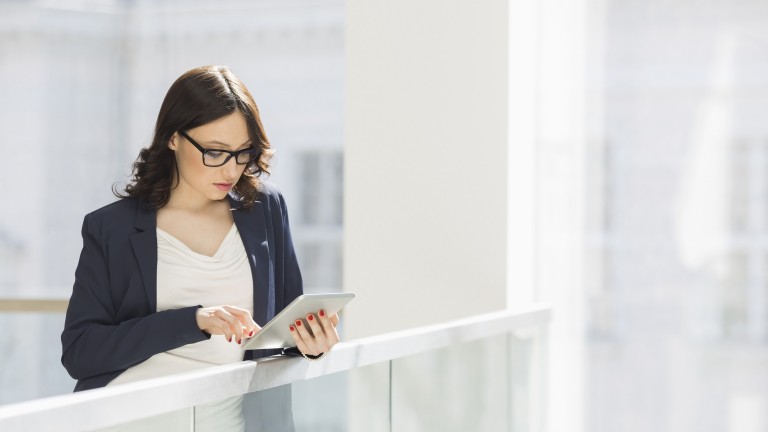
[294,150,343,292]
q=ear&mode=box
[168,132,177,151]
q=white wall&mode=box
[343,0,509,339]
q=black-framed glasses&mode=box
[178,130,260,167]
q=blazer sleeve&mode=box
[61,213,210,381]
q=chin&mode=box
[201,188,227,201]
[211,192,229,201]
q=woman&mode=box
[60,65,339,430]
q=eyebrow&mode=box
[202,139,253,150]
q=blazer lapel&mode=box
[230,195,274,326]
[130,200,158,312]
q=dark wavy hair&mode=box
[113,65,274,209]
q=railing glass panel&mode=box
[0,312,75,404]
[93,407,194,432]
[290,368,347,431]
[389,334,510,431]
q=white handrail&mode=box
[0,303,550,431]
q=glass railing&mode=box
[0,304,550,432]
[0,299,75,404]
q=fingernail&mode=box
[319,310,325,317]
[237,339,241,344]
[290,326,295,332]
[228,337,232,342]
[308,315,314,321]
[249,330,254,337]
[296,320,302,327]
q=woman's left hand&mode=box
[289,309,340,356]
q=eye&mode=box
[205,151,225,159]
[235,148,256,160]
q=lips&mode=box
[214,182,233,191]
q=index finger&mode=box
[222,306,260,331]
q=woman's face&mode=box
[169,110,252,204]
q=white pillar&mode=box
[344,0,510,338]
[535,0,587,431]
[344,1,511,429]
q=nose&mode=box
[222,155,241,180]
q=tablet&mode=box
[243,292,355,350]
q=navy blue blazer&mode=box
[61,182,303,392]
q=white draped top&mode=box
[109,222,253,384]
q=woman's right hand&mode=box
[195,305,261,345]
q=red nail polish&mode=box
[237,339,241,344]
[319,310,325,317]
[290,326,295,332]
[308,315,314,321]
[249,330,254,337]
[296,320,302,327]
[228,337,232,342]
